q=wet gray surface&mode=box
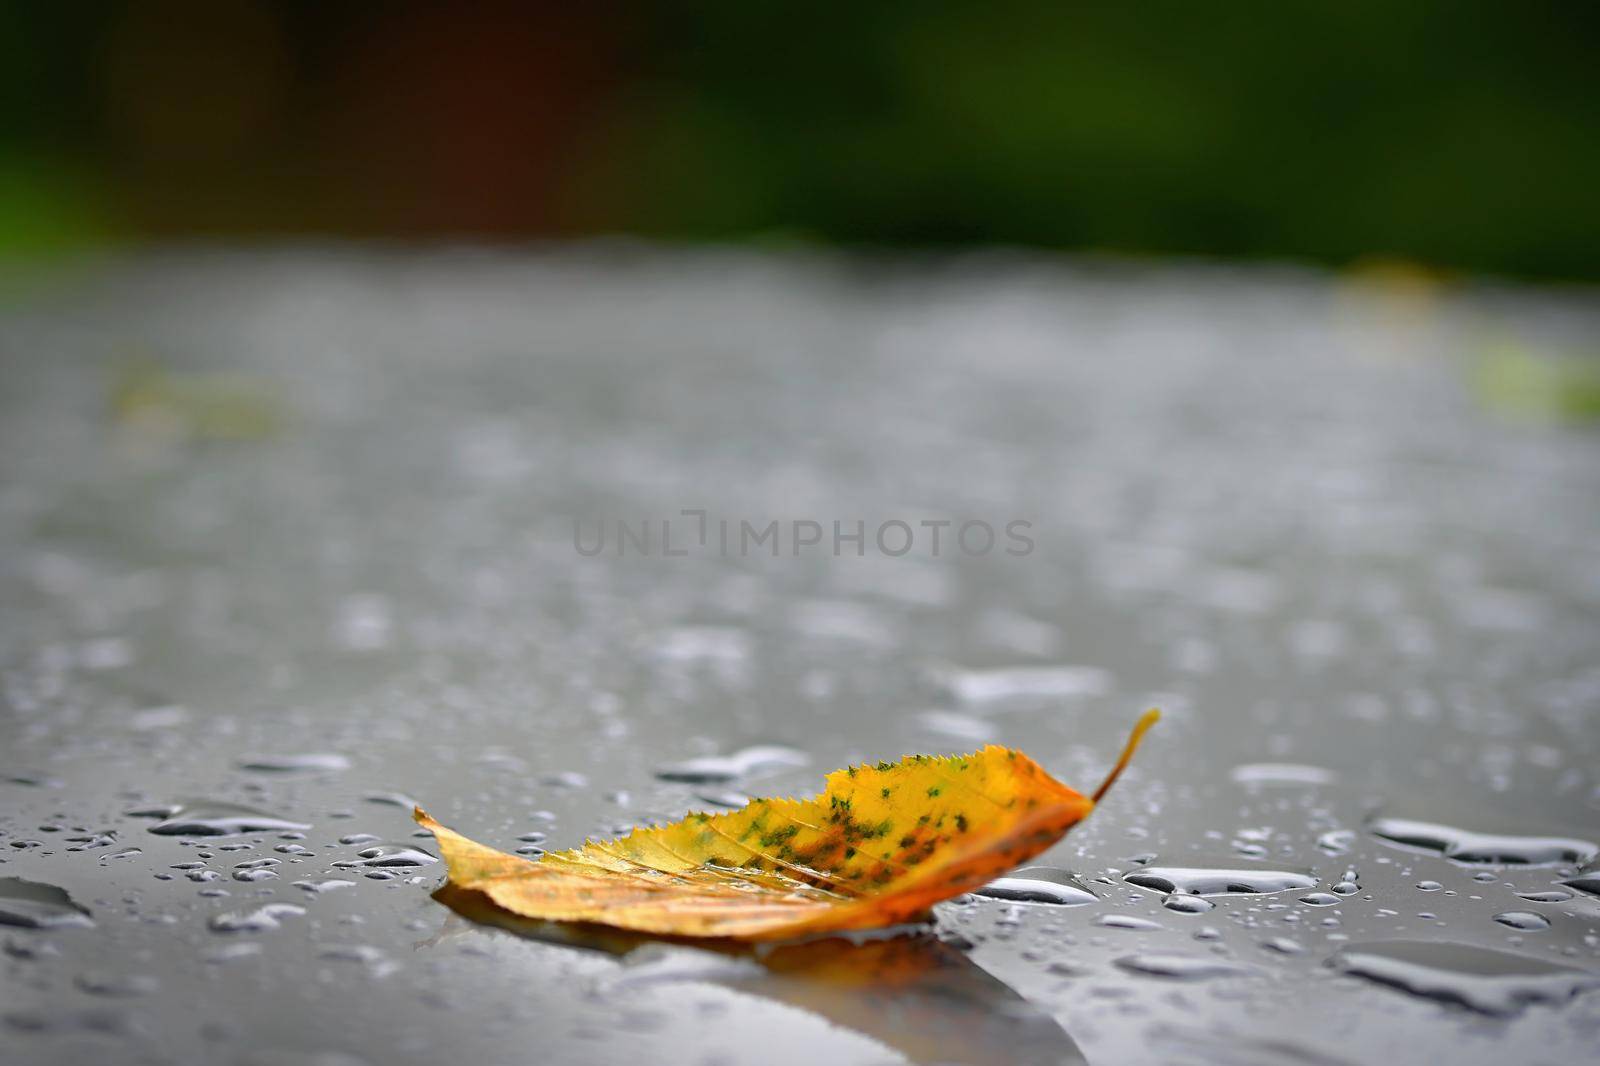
[1,248,1598,1065]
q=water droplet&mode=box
[131,800,310,837]
[975,868,1097,906]
[1229,763,1338,787]
[606,943,764,988]
[693,789,752,810]
[1095,914,1162,930]
[292,878,356,895]
[1315,830,1356,855]
[332,844,437,869]
[208,903,306,933]
[317,944,396,976]
[1329,940,1600,1016]
[1299,893,1342,907]
[1262,937,1305,955]
[1162,894,1215,914]
[237,753,350,772]
[364,791,420,810]
[914,710,995,742]
[204,942,262,964]
[1493,911,1552,931]
[1368,817,1596,866]
[1561,867,1600,898]
[1115,953,1256,980]
[1515,889,1573,903]
[74,971,160,997]
[0,878,93,929]
[945,665,1112,705]
[1125,866,1317,896]
[654,745,810,785]
[232,858,282,882]
[1416,880,1442,891]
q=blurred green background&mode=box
[4,1,1597,279]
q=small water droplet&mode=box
[1162,894,1215,914]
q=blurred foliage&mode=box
[1473,343,1600,425]
[2,1,1598,279]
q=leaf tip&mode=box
[1090,708,1161,805]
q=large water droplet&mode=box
[945,665,1112,705]
[1562,864,1600,898]
[974,867,1097,906]
[1229,763,1338,787]
[1114,952,1256,980]
[692,789,751,810]
[1493,911,1551,931]
[1096,914,1162,930]
[74,971,160,997]
[654,745,810,784]
[208,903,306,933]
[1367,817,1596,866]
[332,844,437,868]
[1125,866,1317,896]
[0,878,93,929]
[237,753,350,773]
[1329,941,1599,1017]
[1515,889,1573,903]
[130,800,310,837]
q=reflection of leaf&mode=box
[110,361,284,441]
[416,709,1157,941]
[431,884,1088,1065]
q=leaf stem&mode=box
[1091,708,1161,804]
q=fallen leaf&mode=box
[416,708,1158,941]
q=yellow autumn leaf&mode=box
[416,708,1159,941]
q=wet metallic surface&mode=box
[1,249,1598,1064]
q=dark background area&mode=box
[2,1,1598,280]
